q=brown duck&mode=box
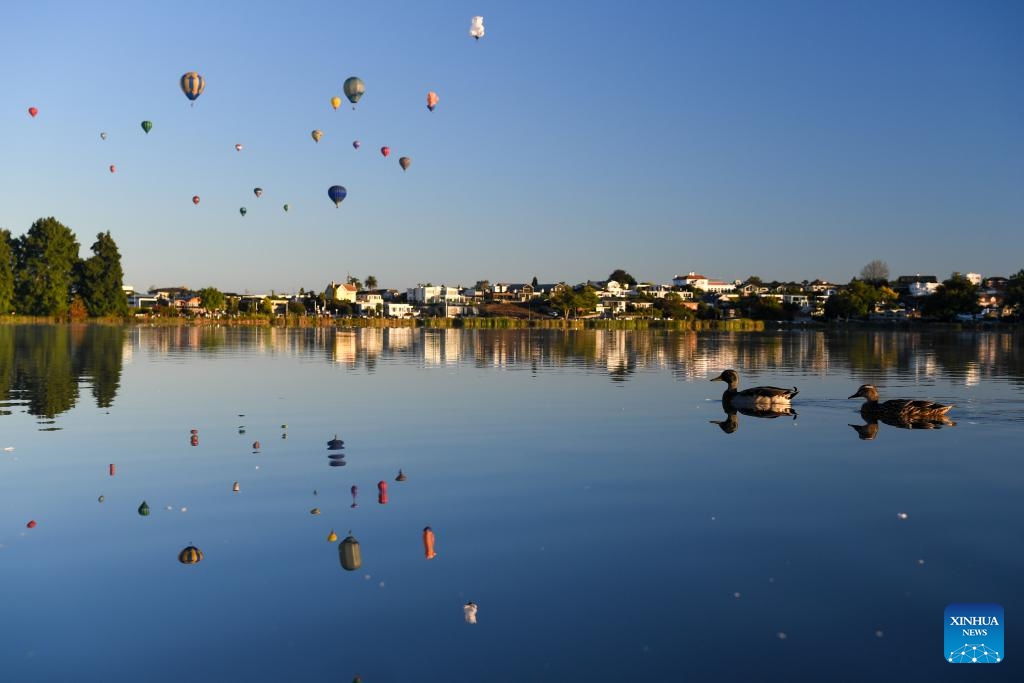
[848,384,953,421]
[710,369,798,408]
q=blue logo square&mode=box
[945,603,1003,663]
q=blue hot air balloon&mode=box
[328,185,347,208]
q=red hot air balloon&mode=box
[28,107,38,118]
[423,526,437,559]
[377,480,388,505]
[109,165,116,173]
[192,195,200,205]
[27,520,38,529]
[109,464,116,476]
[380,146,390,158]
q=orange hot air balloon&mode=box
[109,463,116,476]
[192,195,200,205]
[331,96,342,110]
[109,165,116,173]
[380,146,390,158]
[423,526,436,559]
[426,91,439,112]
[28,107,38,117]
[377,480,388,505]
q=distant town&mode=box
[127,265,1024,323]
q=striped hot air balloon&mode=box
[178,545,204,564]
[180,72,205,102]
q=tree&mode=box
[922,273,978,320]
[0,229,14,314]
[608,269,637,287]
[824,279,881,319]
[859,260,890,285]
[654,292,694,320]
[198,287,226,313]
[77,231,129,317]
[549,284,577,321]
[531,275,539,288]
[1005,269,1024,316]
[365,275,378,291]
[13,217,81,316]
[346,275,362,291]
[745,275,764,286]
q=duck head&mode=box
[710,369,739,389]
[848,384,880,401]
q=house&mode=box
[355,292,384,316]
[672,272,709,290]
[384,302,413,318]
[408,284,463,304]
[325,281,358,303]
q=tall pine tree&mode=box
[78,231,128,317]
[0,229,14,314]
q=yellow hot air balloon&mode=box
[327,530,338,543]
[311,129,323,143]
[331,96,342,110]
[180,72,205,103]
[178,545,204,564]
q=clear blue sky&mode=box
[3,1,1021,293]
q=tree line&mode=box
[0,217,128,318]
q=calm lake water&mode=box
[1,325,1022,682]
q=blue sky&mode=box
[2,1,1021,293]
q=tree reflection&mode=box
[1,324,124,419]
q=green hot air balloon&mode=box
[141,120,153,134]
[138,501,150,516]
[283,204,289,212]
[343,77,365,108]
[239,207,247,217]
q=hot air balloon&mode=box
[426,91,439,112]
[423,526,437,559]
[339,533,362,570]
[311,129,323,143]
[343,77,365,108]
[239,207,247,217]
[109,165,116,173]
[109,464,116,476]
[399,157,411,172]
[100,132,108,140]
[331,96,342,110]
[380,146,390,158]
[283,204,289,212]
[138,501,150,516]
[310,508,321,516]
[469,16,485,40]
[327,530,338,543]
[328,185,347,208]
[28,107,38,118]
[464,602,478,624]
[350,485,358,508]
[192,195,200,205]
[141,120,153,134]
[352,140,361,150]
[27,520,38,529]
[178,545,204,564]
[180,71,205,103]
[235,143,243,152]
[233,481,240,492]
[327,435,344,450]
[395,469,407,482]
[377,481,388,505]
[254,187,263,198]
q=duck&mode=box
[848,384,953,421]
[710,369,798,408]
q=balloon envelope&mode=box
[28,107,38,117]
[254,187,263,198]
[100,132,108,140]
[180,72,205,101]
[328,185,347,208]
[469,16,485,40]
[178,545,203,564]
[331,96,342,110]
[399,156,411,171]
[343,77,365,106]
[311,129,323,143]
[192,196,200,205]
[283,204,289,212]
[239,207,247,216]
[380,146,390,158]
[109,165,116,173]
[235,143,243,151]
[426,91,439,111]
[352,140,361,150]
[141,120,153,134]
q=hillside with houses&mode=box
[128,266,1024,324]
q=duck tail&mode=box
[790,387,799,398]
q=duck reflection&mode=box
[849,414,956,440]
[710,403,797,434]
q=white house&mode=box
[384,302,413,317]
[325,281,358,303]
[673,272,709,289]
